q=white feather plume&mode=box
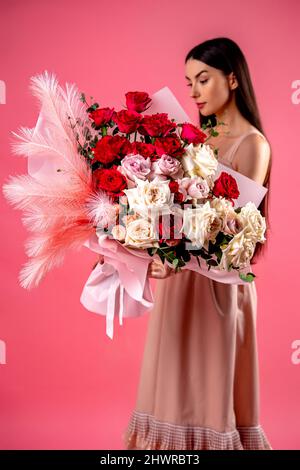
[2,71,98,289]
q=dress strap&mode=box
[224,129,267,165]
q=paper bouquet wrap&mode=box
[2,72,268,338]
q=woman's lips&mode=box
[197,102,206,109]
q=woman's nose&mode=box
[190,84,199,98]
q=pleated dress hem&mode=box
[122,410,272,450]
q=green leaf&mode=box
[147,248,154,257]
[172,258,179,267]
[239,272,256,282]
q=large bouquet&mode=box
[2,71,267,338]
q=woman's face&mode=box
[184,58,236,117]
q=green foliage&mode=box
[239,272,256,283]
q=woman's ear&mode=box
[228,72,239,90]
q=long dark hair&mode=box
[185,37,272,265]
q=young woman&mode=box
[122,37,272,450]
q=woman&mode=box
[122,37,272,450]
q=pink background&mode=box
[1,0,299,450]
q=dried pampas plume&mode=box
[2,71,97,289]
[85,190,118,228]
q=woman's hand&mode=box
[147,258,175,279]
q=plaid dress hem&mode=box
[122,410,272,450]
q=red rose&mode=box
[130,142,157,160]
[169,181,179,193]
[89,107,115,127]
[92,137,116,164]
[93,167,127,198]
[212,172,240,205]
[108,135,133,158]
[125,91,152,113]
[180,123,207,144]
[169,181,185,203]
[138,113,177,137]
[112,109,143,134]
[158,213,182,244]
[155,135,185,158]
[173,191,184,203]
[92,135,133,164]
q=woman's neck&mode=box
[215,96,252,138]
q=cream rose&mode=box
[219,228,256,269]
[111,224,126,242]
[181,142,218,179]
[180,201,220,248]
[123,176,174,217]
[209,196,233,217]
[124,218,159,249]
[239,202,266,243]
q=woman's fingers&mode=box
[148,260,174,278]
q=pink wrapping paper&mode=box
[80,231,255,339]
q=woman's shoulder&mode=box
[234,125,271,156]
[245,125,270,147]
[232,126,271,185]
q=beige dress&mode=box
[122,127,272,450]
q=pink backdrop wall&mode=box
[1,0,299,450]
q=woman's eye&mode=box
[186,79,208,87]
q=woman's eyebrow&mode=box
[185,70,208,80]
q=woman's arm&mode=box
[232,134,271,186]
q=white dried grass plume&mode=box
[85,190,118,228]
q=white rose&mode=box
[180,201,219,248]
[209,196,233,217]
[239,202,266,243]
[124,218,159,249]
[219,228,256,269]
[123,176,174,218]
[111,224,126,242]
[181,143,218,179]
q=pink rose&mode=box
[223,212,244,235]
[180,123,207,144]
[186,177,210,199]
[119,154,151,188]
[150,154,184,180]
